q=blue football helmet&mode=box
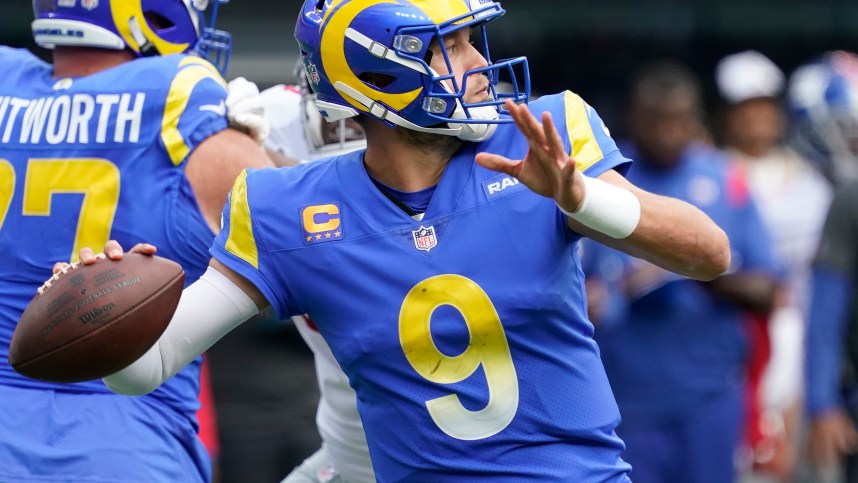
[32,0,232,75]
[787,50,858,183]
[294,0,530,142]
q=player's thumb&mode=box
[475,152,518,176]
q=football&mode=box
[9,253,185,383]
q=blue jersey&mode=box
[213,92,633,482]
[584,143,780,423]
[0,47,227,481]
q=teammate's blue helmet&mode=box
[787,50,858,184]
[32,0,232,75]
[294,0,530,142]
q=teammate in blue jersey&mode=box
[0,1,272,482]
[75,1,729,481]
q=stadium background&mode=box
[3,0,858,137]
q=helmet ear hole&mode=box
[144,12,175,30]
[358,72,396,90]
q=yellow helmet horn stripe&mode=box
[409,0,470,25]
[111,0,191,56]
[320,0,421,113]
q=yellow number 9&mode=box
[400,274,519,440]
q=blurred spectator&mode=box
[715,50,832,480]
[797,50,858,483]
[196,357,221,481]
[583,60,782,483]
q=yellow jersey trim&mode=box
[564,91,605,173]
[160,59,227,167]
[224,170,259,269]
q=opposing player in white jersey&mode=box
[233,71,375,482]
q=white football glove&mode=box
[226,77,270,144]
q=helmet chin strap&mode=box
[336,79,499,142]
[448,100,499,142]
[431,67,499,142]
[128,16,158,57]
[334,81,463,137]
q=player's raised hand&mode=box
[52,241,157,274]
[475,99,587,214]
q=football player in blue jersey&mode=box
[70,0,730,481]
[0,1,272,482]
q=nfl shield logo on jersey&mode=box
[81,0,98,9]
[412,225,437,252]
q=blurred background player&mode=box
[214,67,374,482]
[715,50,832,481]
[796,50,858,483]
[261,65,366,165]
[583,59,781,483]
[205,71,368,483]
[0,1,272,481]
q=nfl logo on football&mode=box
[412,226,437,252]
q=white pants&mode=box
[282,446,351,483]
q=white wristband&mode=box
[558,175,641,239]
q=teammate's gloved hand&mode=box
[226,77,270,144]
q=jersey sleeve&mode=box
[210,169,290,318]
[560,91,631,178]
[159,57,229,167]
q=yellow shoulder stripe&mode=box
[564,91,605,173]
[160,60,228,166]
[111,1,190,56]
[224,170,260,269]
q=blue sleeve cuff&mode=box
[806,265,853,415]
